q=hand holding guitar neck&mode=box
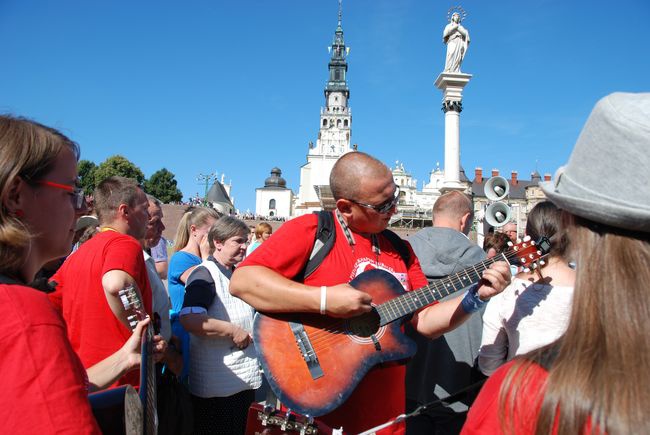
[321,283,373,318]
[120,316,152,373]
[119,285,159,435]
[475,260,512,300]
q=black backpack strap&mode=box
[295,214,409,281]
[302,210,336,280]
[381,229,411,265]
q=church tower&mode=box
[294,0,353,215]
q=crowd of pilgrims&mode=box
[1,91,649,435]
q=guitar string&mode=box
[295,245,540,351]
[306,251,516,345]
[308,253,500,342]
[304,254,500,347]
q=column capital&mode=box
[442,101,463,113]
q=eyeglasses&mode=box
[34,180,86,210]
[350,186,400,214]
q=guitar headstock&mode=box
[504,236,550,272]
[118,285,147,331]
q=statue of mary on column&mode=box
[443,11,470,73]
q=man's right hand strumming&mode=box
[322,283,373,318]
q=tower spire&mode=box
[338,0,342,28]
[326,0,349,96]
[316,0,352,155]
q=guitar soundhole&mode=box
[345,309,380,338]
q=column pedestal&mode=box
[434,72,472,193]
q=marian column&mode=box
[435,7,472,193]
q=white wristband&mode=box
[320,286,327,315]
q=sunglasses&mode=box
[350,186,400,214]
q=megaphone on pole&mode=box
[484,176,509,201]
[485,201,512,227]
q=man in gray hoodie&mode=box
[405,191,486,434]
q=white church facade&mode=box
[255,167,293,218]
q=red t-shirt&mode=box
[49,230,152,388]
[462,360,548,434]
[1,284,100,434]
[240,212,429,434]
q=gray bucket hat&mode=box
[540,92,650,233]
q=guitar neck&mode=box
[377,251,514,326]
[142,323,158,435]
[119,285,158,435]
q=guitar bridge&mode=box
[289,322,324,380]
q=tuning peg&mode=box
[539,260,546,266]
[523,235,531,242]
[507,241,513,247]
[523,267,530,273]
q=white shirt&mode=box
[478,277,574,376]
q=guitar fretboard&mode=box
[376,249,523,326]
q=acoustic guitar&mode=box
[119,285,159,435]
[253,238,548,417]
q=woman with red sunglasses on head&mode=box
[0,115,150,434]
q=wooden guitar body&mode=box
[253,269,415,417]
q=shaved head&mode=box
[433,191,473,221]
[432,191,474,233]
[330,151,391,200]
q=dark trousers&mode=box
[405,398,467,435]
[191,389,255,435]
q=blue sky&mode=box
[2,0,649,212]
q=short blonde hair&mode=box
[254,222,272,239]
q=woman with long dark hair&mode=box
[478,201,575,376]
[462,93,650,434]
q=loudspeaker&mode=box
[485,201,512,227]
[484,176,509,201]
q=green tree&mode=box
[78,160,97,195]
[94,155,145,186]
[144,168,183,203]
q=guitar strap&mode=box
[358,379,487,435]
